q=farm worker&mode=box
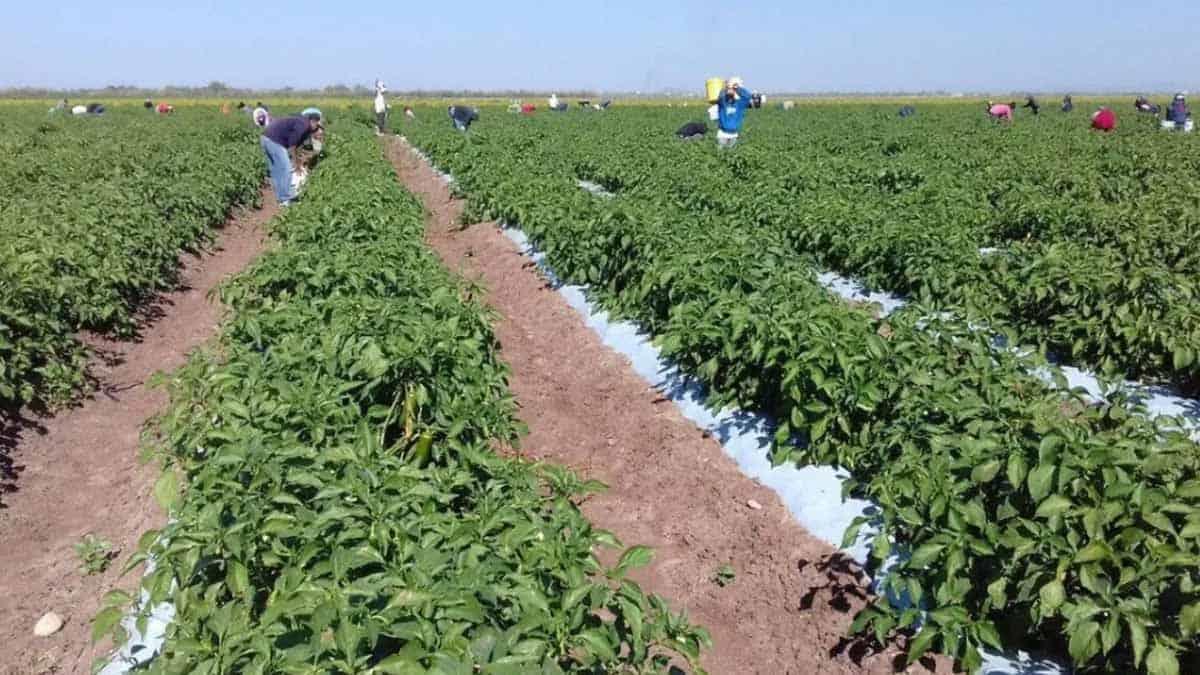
[1023,95,1040,115]
[1091,107,1117,132]
[85,103,106,115]
[676,121,708,140]
[260,110,323,207]
[520,103,536,115]
[144,99,154,110]
[374,80,389,135]
[448,105,478,131]
[156,102,173,114]
[1134,96,1160,114]
[1166,93,1191,128]
[253,102,270,128]
[220,102,231,114]
[71,104,88,115]
[986,101,1014,121]
[1061,94,1073,112]
[898,105,916,118]
[404,106,415,119]
[50,98,67,113]
[548,93,559,108]
[716,77,752,148]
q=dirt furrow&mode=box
[385,137,952,675]
[0,191,277,675]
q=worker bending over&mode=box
[260,110,323,207]
[448,105,479,131]
[987,101,1014,121]
[1091,107,1117,132]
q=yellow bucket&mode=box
[705,77,724,104]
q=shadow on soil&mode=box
[0,406,47,507]
[796,552,942,673]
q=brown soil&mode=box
[0,192,277,675]
[385,138,956,675]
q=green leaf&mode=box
[1074,542,1112,563]
[1035,495,1073,519]
[1181,603,1200,639]
[905,626,937,665]
[1027,464,1056,502]
[575,628,617,662]
[617,545,655,572]
[971,460,1001,484]
[841,516,868,550]
[908,543,945,569]
[1068,620,1100,664]
[1039,580,1065,612]
[91,606,123,643]
[1129,618,1149,666]
[1147,642,1180,675]
[153,471,181,512]
[1006,453,1028,489]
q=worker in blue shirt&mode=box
[716,77,752,148]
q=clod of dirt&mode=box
[747,499,764,511]
[33,612,63,637]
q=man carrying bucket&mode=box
[715,77,752,148]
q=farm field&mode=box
[400,102,1200,673]
[3,98,1200,675]
[2,109,718,675]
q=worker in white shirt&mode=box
[374,80,389,135]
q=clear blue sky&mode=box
[4,0,1199,93]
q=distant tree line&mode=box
[0,81,1172,100]
[0,81,609,100]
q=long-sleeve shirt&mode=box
[717,87,752,133]
[1092,109,1116,132]
[1168,101,1190,125]
[988,104,1013,120]
[263,117,314,148]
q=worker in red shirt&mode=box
[1091,107,1116,132]
[156,102,174,114]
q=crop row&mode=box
[100,121,709,674]
[0,108,264,408]
[403,109,1200,674]
[439,105,1200,395]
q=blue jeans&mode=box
[260,136,293,202]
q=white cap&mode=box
[728,76,744,88]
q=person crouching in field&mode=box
[260,110,323,207]
[716,77,752,148]
[1061,94,1074,113]
[1164,93,1192,131]
[676,121,708,140]
[448,105,478,131]
[986,101,1014,122]
[1091,107,1117,132]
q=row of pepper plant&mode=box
[96,120,710,674]
[440,103,1200,393]
[0,106,264,408]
